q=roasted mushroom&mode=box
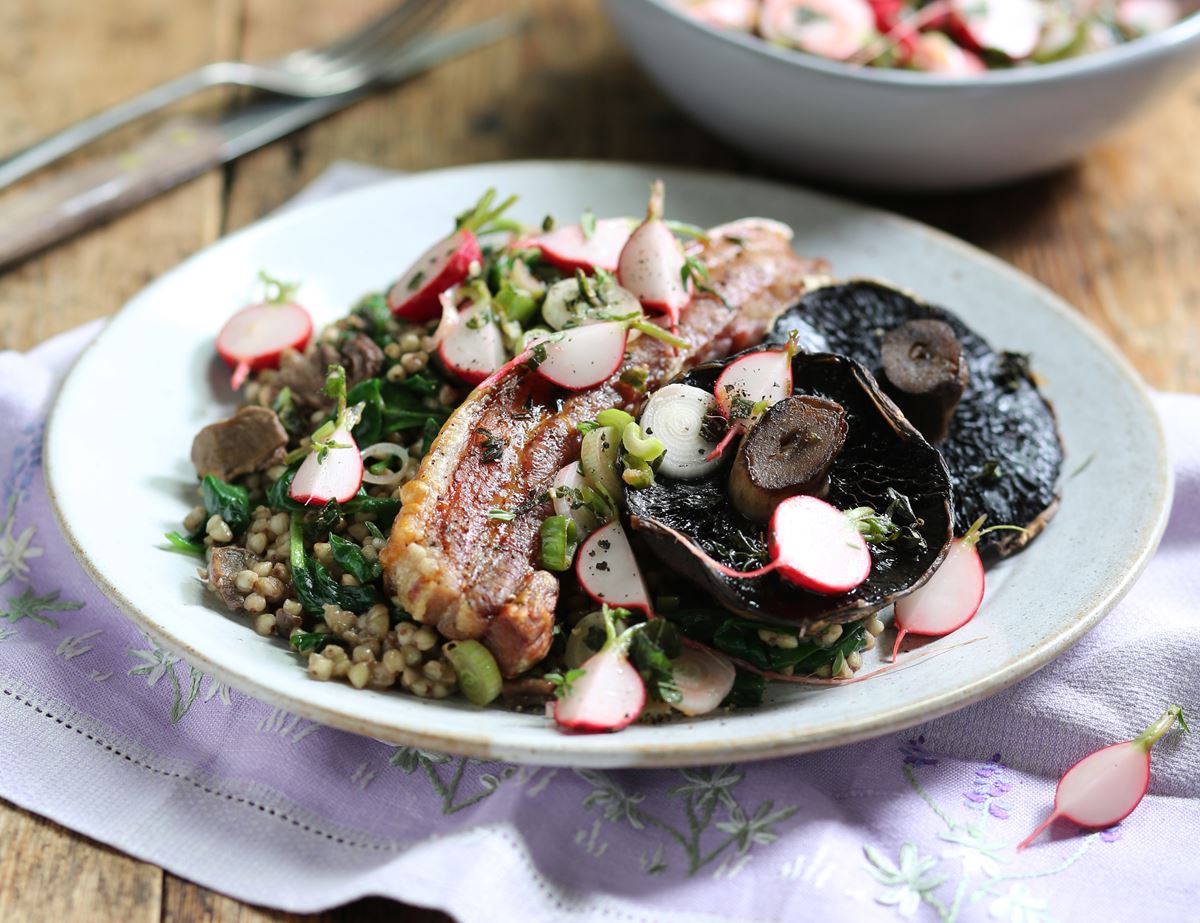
[768,280,1063,557]
[626,351,954,632]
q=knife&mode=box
[0,15,522,271]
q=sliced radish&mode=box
[639,383,722,480]
[576,521,653,614]
[216,300,312,391]
[768,495,871,594]
[891,518,986,660]
[541,275,642,331]
[1117,0,1180,35]
[552,461,600,540]
[671,644,737,716]
[713,348,793,419]
[949,0,1042,60]
[1018,706,1189,850]
[525,218,634,274]
[706,346,794,460]
[911,31,987,75]
[553,645,646,732]
[535,321,628,391]
[674,0,759,31]
[388,228,483,322]
[437,302,507,386]
[289,423,364,505]
[759,0,877,61]
[617,181,691,326]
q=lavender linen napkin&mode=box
[2,168,1198,923]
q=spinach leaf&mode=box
[722,670,766,708]
[421,417,441,455]
[289,516,378,615]
[329,533,382,584]
[201,475,250,534]
[353,292,391,338]
[265,463,305,513]
[383,406,450,432]
[290,630,337,653]
[346,377,385,445]
[394,371,441,396]
[341,491,401,524]
[163,531,205,557]
[628,620,682,704]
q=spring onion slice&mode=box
[443,640,503,706]
[540,514,578,571]
[360,442,409,486]
[621,422,664,462]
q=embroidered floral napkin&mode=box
[2,166,1197,923]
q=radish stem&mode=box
[1134,704,1189,752]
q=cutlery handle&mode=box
[0,116,225,270]
[0,67,226,193]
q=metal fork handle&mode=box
[0,62,257,193]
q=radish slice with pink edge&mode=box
[576,520,653,614]
[552,461,600,540]
[535,321,628,391]
[768,495,871,594]
[891,517,988,660]
[524,218,634,274]
[671,644,737,717]
[437,302,507,386]
[388,228,483,322]
[673,0,758,31]
[1018,706,1189,850]
[950,0,1042,60]
[910,31,987,75]
[617,181,691,326]
[553,646,647,733]
[759,0,876,60]
[216,301,312,391]
[288,424,363,505]
[1117,0,1180,35]
[706,347,794,460]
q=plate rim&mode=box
[42,159,1174,767]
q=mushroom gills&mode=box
[880,319,968,443]
[729,395,848,523]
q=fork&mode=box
[0,0,446,193]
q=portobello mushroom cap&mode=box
[626,351,954,632]
[767,280,1063,557]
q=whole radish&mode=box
[216,272,312,391]
[553,606,647,733]
[618,180,692,327]
[289,365,364,505]
[890,515,1025,660]
[1018,705,1189,849]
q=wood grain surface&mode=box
[1,1,1197,921]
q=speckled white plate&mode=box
[44,162,1172,767]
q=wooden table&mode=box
[1,1,1197,920]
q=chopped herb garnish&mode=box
[476,427,508,463]
[488,509,516,521]
[544,667,586,699]
[163,531,205,557]
[581,208,597,240]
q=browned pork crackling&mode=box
[381,225,827,676]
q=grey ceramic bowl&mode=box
[603,0,1200,190]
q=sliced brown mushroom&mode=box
[880,319,969,443]
[728,395,849,523]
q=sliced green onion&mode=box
[540,514,578,571]
[596,408,635,430]
[163,531,205,557]
[443,640,503,706]
[621,454,655,489]
[621,422,665,462]
[496,284,538,326]
[630,318,689,349]
[579,425,624,502]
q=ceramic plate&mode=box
[45,162,1172,767]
